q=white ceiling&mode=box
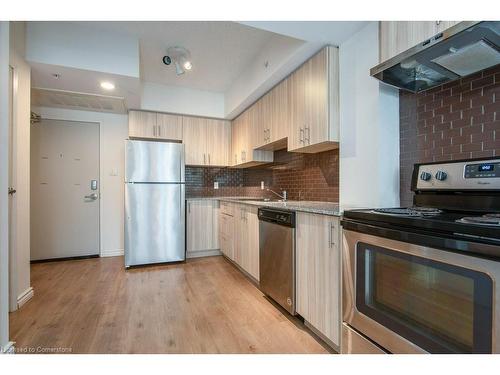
[72,21,303,93]
[30,61,141,109]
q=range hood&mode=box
[371,21,500,93]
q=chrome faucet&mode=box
[266,188,287,201]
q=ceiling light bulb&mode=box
[100,81,115,90]
[183,61,192,71]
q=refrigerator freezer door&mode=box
[125,140,185,183]
[125,183,185,266]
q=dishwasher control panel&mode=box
[258,208,295,227]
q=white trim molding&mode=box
[100,249,124,258]
[17,286,33,309]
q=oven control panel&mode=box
[415,158,500,190]
[464,162,500,179]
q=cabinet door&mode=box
[129,110,156,138]
[186,200,218,255]
[156,113,183,141]
[233,205,247,266]
[246,206,260,281]
[206,119,230,166]
[296,213,340,346]
[258,92,271,147]
[219,212,234,260]
[231,115,242,166]
[379,21,437,62]
[304,47,329,147]
[183,116,208,166]
[288,60,307,151]
[269,79,289,143]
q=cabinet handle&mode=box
[153,125,156,137]
[305,126,310,144]
[235,154,237,164]
[204,154,206,165]
[158,126,161,137]
[329,222,335,248]
[208,153,211,165]
[300,128,304,143]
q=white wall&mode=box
[140,82,225,118]
[26,22,140,78]
[9,22,32,312]
[33,107,128,257]
[0,21,11,352]
[339,22,400,210]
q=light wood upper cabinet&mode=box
[183,116,208,166]
[129,110,157,139]
[296,212,340,347]
[379,21,461,62]
[206,119,231,166]
[186,199,219,257]
[129,110,183,141]
[288,46,339,153]
[156,112,183,141]
[231,109,273,168]
[257,79,289,149]
[182,116,230,166]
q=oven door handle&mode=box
[341,219,500,261]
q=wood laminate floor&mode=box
[9,256,330,354]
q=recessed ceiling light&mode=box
[100,81,115,90]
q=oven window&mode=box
[356,243,493,353]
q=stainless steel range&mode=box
[341,157,500,354]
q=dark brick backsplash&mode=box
[400,64,500,206]
[186,148,339,202]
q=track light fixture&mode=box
[163,46,193,76]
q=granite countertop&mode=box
[187,196,341,216]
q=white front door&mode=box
[31,119,100,261]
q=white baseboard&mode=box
[186,249,221,259]
[17,287,34,309]
[100,249,124,257]
[1,342,15,354]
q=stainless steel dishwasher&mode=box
[258,208,296,315]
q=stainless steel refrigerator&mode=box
[124,140,185,267]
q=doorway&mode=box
[30,119,100,261]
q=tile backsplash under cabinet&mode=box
[186,148,339,202]
[400,64,500,206]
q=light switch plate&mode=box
[214,181,219,189]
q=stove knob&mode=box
[435,170,447,181]
[420,172,432,181]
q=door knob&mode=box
[84,193,99,200]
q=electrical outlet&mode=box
[214,181,219,189]
[261,181,265,190]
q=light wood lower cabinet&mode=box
[186,199,219,258]
[220,203,259,281]
[296,212,340,347]
[219,206,235,261]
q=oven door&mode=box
[343,228,500,354]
